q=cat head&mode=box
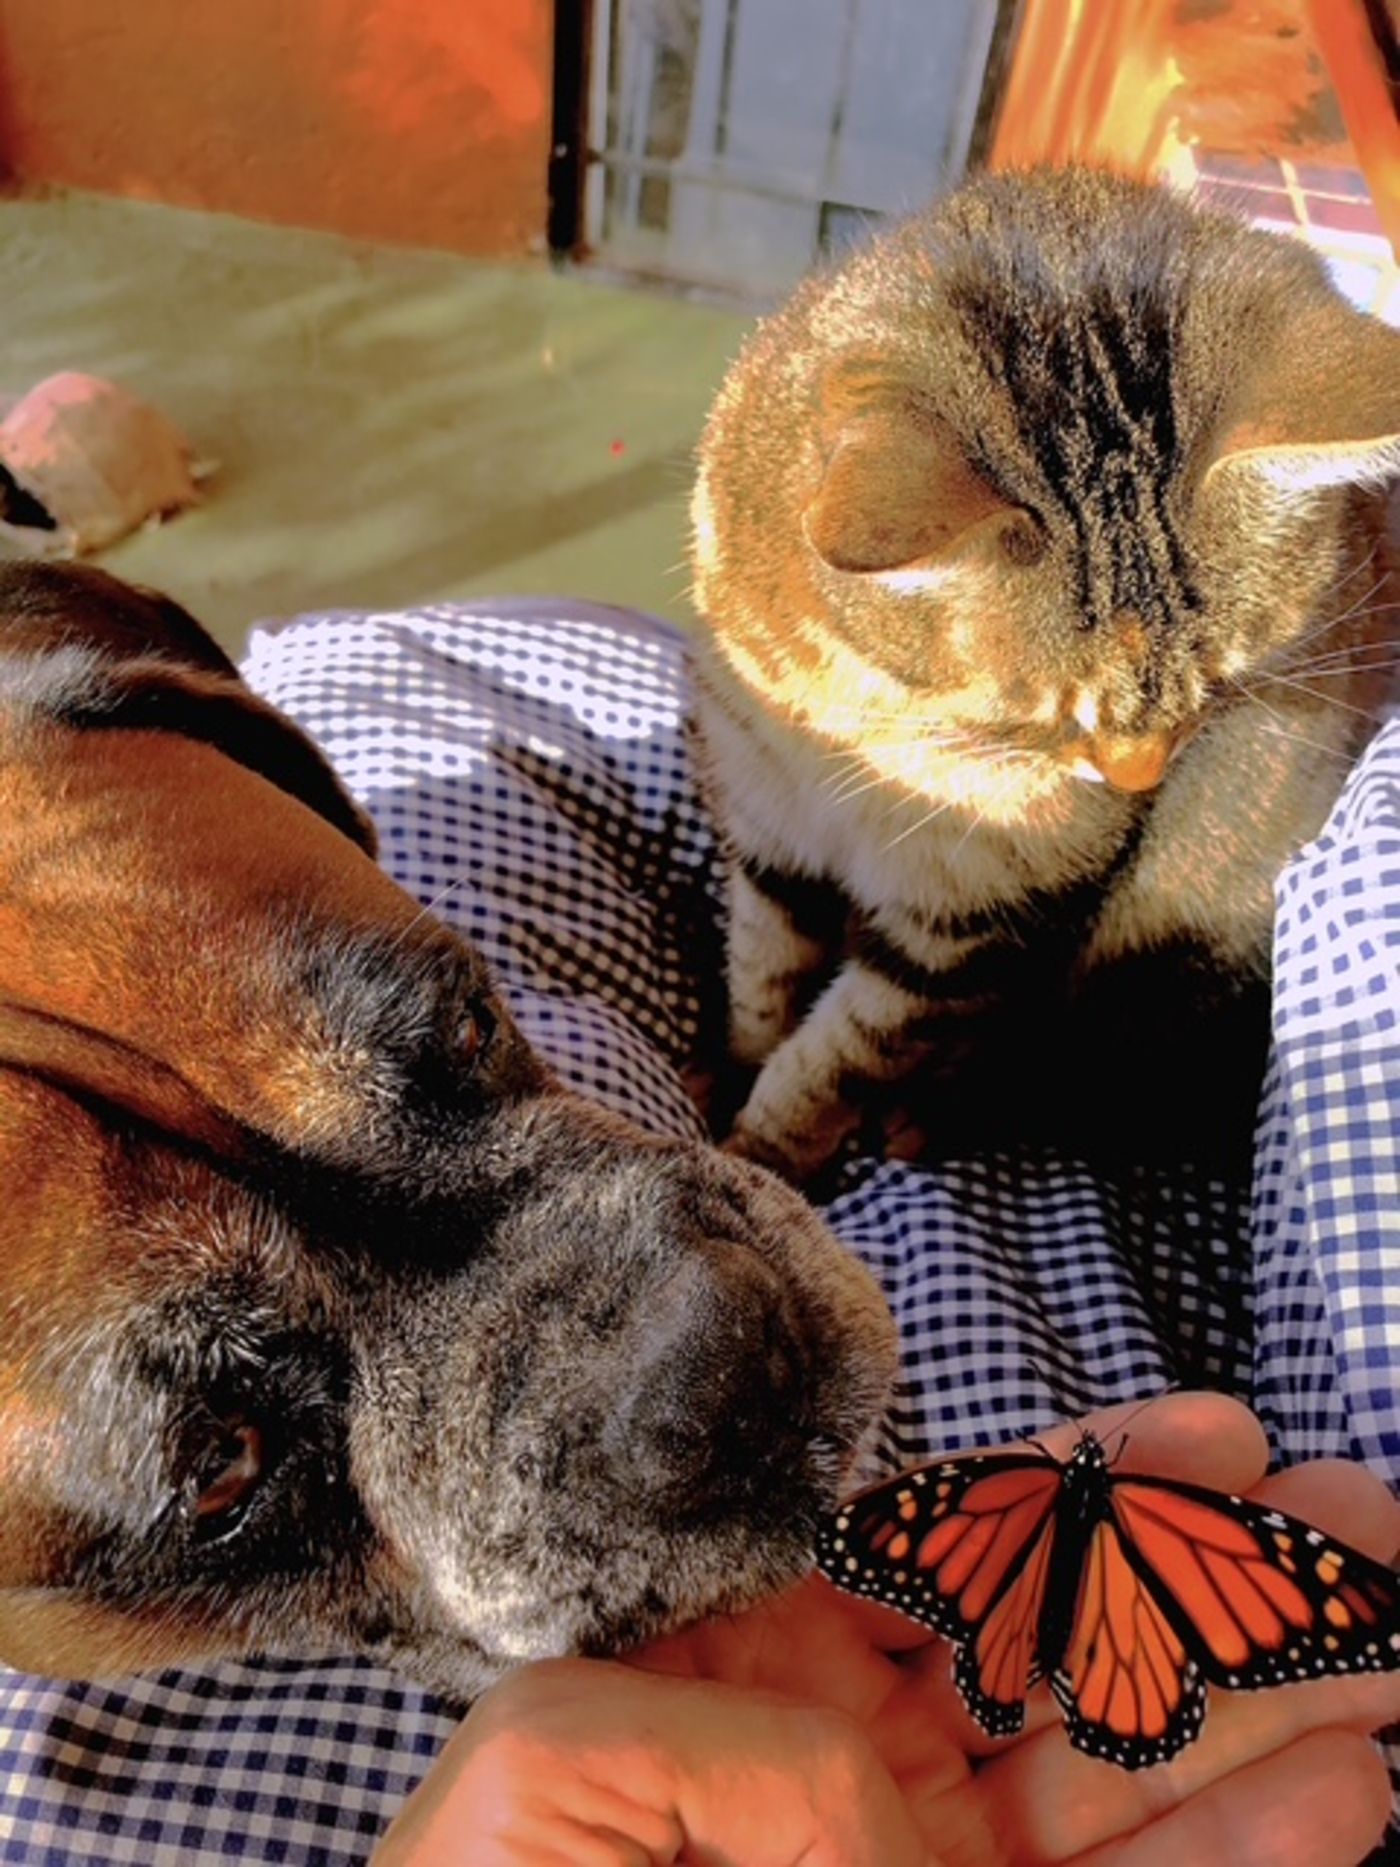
[694,168,1400,813]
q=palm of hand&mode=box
[634,1393,1400,1867]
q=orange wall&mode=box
[0,0,553,255]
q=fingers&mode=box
[828,1391,1280,1762]
[977,1451,1400,1863]
[824,1394,1266,1679]
[1027,1390,1270,1493]
[373,1658,928,1867]
[982,1661,1400,1863]
[638,1576,924,1728]
[1073,1729,1393,1867]
[1253,1458,1400,1564]
[811,1577,944,1656]
[373,1664,685,1865]
[889,1639,1063,1761]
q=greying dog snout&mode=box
[603,1239,809,1502]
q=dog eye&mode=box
[460,1000,496,1068]
[190,1419,263,1537]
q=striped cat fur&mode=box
[689,167,1400,1183]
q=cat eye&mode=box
[1000,519,1045,568]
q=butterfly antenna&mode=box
[1106,1391,1168,1465]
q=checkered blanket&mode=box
[2,601,1395,1862]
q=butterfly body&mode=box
[819,1432,1400,1770]
[1036,1437,1114,1671]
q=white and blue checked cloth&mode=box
[1,600,1395,1862]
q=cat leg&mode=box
[726,909,1029,1180]
[726,959,941,1182]
[726,860,844,1065]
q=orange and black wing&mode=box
[1109,1476,1400,1695]
[1049,1509,1206,1768]
[818,1453,1062,1736]
[1051,1475,1400,1771]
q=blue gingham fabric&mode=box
[1,598,1395,1862]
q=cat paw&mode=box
[720,1122,806,1183]
[721,1113,847,1189]
[880,1104,932,1163]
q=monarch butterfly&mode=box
[816,1431,1400,1770]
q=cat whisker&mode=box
[818,728,1014,768]
[1318,606,1400,638]
[1326,578,1397,632]
[821,776,866,806]
[825,742,1037,813]
[1282,548,1382,628]
[1253,674,1386,725]
[886,753,1041,853]
[1223,671,1289,734]
[1236,637,1400,696]
[1257,719,1358,766]
[1286,633,1400,660]
[880,787,928,823]
[827,769,899,808]
[882,797,962,851]
[952,792,1000,858]
[817,745,872,779]
[1270,667,1400,695]
[1269,579,1396,660]
[818,713,985,740]
[1279,643,1400,678]
[873,749,1036,849]
[819,743,921,786]
[824,748,976,805]
[1320,542,1380,599]
[843,731,988,752]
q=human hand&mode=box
[374,1393,1400,1864]
[640,1392,1400,1866]
[371,1653,926,1865]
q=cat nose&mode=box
[1085,730,1175,792]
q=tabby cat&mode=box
[689,167,1400,1183]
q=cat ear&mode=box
[1205,305,1400,497]
[804,408,1011,574]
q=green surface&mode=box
[1,190,749,653]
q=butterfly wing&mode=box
[818,1453,1062,1735]
[1050,1510,1207,1768]
[1108,1475,1400,1693]
[826,1438,1400,1772]
[951,1491,1061,1736]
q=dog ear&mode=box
[0,562,377,855]
[0,559,241,673]
[45,659,378,855]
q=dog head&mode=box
[0,563,894,1698]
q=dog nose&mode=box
[603,1241,808,1499]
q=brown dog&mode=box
[0,562,894,1698]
